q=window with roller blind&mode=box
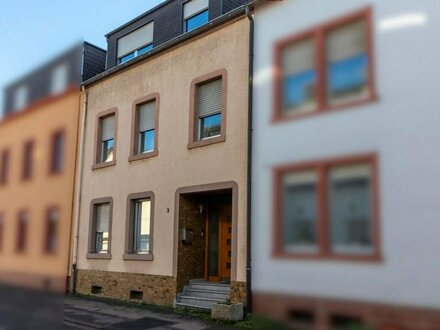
[94,109,117,169]
[124,191,155,261]
[188,69,227,149]
[22,140,34,181]
[274,153,381,261]
[88,198,113,259]
[0,149,10,186]
[117,22,154,65]
[130,94,159,161]
[183,0,209,33]
[274,8,375,121]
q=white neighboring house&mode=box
[252,0,440,328]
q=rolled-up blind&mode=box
[284,170,318,186]
[282,38,315,75]
[327,20,365,62]
[139,101,156,132]
[198,79,222,118]
[102,115,115,141]
[117,22,154,58]
[184,0,209,19]
[96,204,110,233]
[330,163,371,181]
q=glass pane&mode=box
[282,171,318,253]
[139,129,155,154]
[95,204,110,253]
[326,19,369,105]
[186,10,209,32]
[200,113,221,140]
[101,139,114,163]
[208,211,219,276]
[329,164,372,254]
[282,38,317,114]
[119,52,135,64]
[137,44,153,56]
[134,200,151,253]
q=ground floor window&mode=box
[275,153,380,260]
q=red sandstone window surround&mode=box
[188,69,227,149]
[273,7,377,123]
[93,108,118,170]
[273,153,381,262]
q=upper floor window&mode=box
[13,85,28,112]
[22,140,34,181]
[198,79,222,140]
[275,9,374,121]
[188,69,227,149]
[130,95,159,161]
[274,154,380,261]
[50,63,69,95]
[184,0,209,33]
[0,149,10,185]
[50,130,65,174]
[117,22,154,64]
[94,109,117,169]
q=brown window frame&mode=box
[123,191,155,261]
[0,149,10,186]
[49,129,65,175]
[188,68,227,149]
[273,153,381,262]
[87,197,113,259]
[22,140,34,181]
[44,206,59,254]
[273,7,376,123]
[16,210,28,253]
[92,108,118,170]
[129,93,159,162]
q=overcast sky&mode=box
[0,0,165,111]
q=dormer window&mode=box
[184,0,209,33]
[13,85,28,111]
[50,63,69,95]
[117,22,154,64]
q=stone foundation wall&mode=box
[75,269,176,306]
[231,281,247,305]
[176,195,206,292]
[253,291,440,330]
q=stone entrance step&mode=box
[174,279,231,310]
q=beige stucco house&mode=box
[73,1,251,309]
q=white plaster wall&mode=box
[252,0,440,308]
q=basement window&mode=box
[91,285,102,294]
[330,314,363,330]
[289,309,315,329]
[130,290,143,300]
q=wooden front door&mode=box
[206,205,232,282]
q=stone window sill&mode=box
[87,252,111,259]
[128,150,158,162]
[123,253,154,261]
[92,160,116,171]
